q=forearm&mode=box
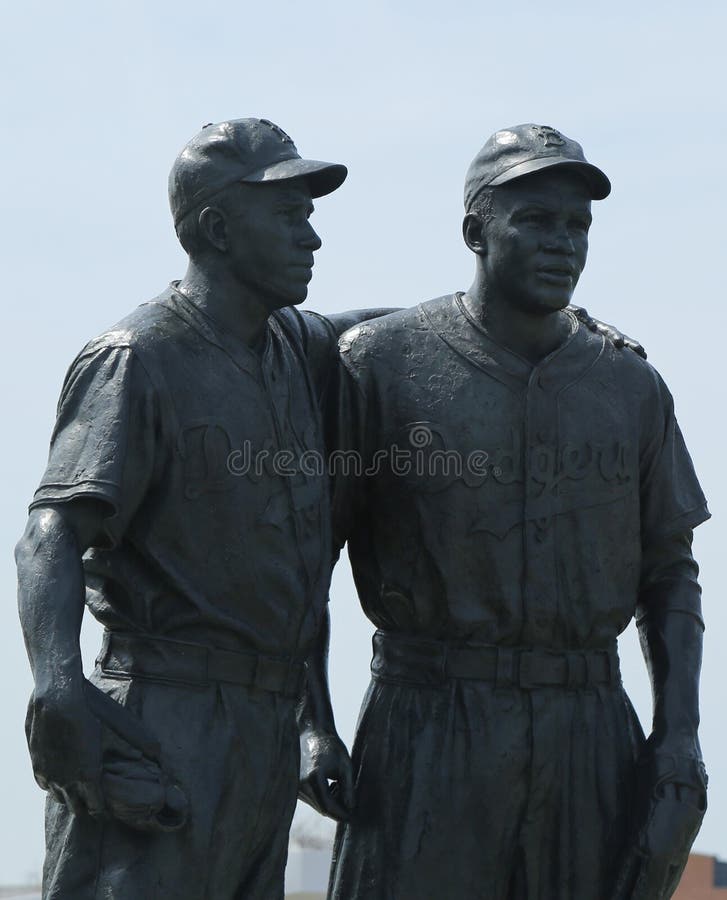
[637,532,703,755]
[325,307,401,338]
[16,507,88,698]
[297,606,336,734]
[639,610,702,754]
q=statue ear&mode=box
[198,206,228,253]
[462,213,487,256]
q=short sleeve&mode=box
[296,310,340,407]
[30,343,160,547]
[296,308,401,410]
[639,372,710,545]
[330,333,377,554]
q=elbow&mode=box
[15,515,41,575]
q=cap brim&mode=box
[489,157,611,200]
[242,158,348,197]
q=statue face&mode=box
[483,170,592,314]
[223,178,322,310]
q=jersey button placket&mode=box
[523,368,558,646]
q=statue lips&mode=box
[537,263,576,286]
[290,257,315,282]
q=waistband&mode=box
[97,631,306,698]
[371,631,620,690]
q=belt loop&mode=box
[286,658,304,698]
[495,647,515,689]
[440,641,449,681]
[584,652,595,687]
[566,652,585,689]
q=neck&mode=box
[464,272,571,365]
[176,259,271,348]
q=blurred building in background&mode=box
[675,853,727,899]
[4,850,725,899]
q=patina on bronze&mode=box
[17,116,668,900]
[15,118,366,900]
[321,125,708,899]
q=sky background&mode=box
[1,0,725,884]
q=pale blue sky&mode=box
[1,0,725,883]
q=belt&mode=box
[371,631,620,690]
[97,631,306,697]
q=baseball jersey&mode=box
[31,284,339,658]
[332,294,709,650]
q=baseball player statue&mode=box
[15,116,661,899]
[318,125,709,899]
[15,117,388,899]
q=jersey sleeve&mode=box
[289,310,339,410]
[296,308,402,411]
[639,371,710,546]
[30,342,161,548]
[330,330,378,556]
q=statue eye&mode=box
[570,218,591,233]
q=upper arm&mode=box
[18,500,111,562]
[45,499,111,552]
[29,343,161,549]
[325,308,401,338]
[639,370,710,545]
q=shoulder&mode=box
[272,306,336,356]
[598,330,663,382]
[592,329,674,414]
[339,295,453,362]
[86,290,184,356]
[63,292,183,395]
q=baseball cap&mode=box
[169,118,348,226]
[464,124,611,210]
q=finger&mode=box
[609,847,642,900]
[34,771,50,792]
[319,782,352,822]
[298,779,326,816]
[48,786,66,806]
[338,761,355,813]
[103,757,159,778]
[309,773,350,822]
[59,784,87,817]
[77,780,106,818]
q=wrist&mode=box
[649,725,701,760]
[33,671,87,708]
[300,722,339,743]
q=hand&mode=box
[26,682,188,832]
[570,305,647,359]
[299,727,354,822]
[100,744,188,833]
[25,686,105,817]
[89,681,188,833]
[611,747,707,899]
